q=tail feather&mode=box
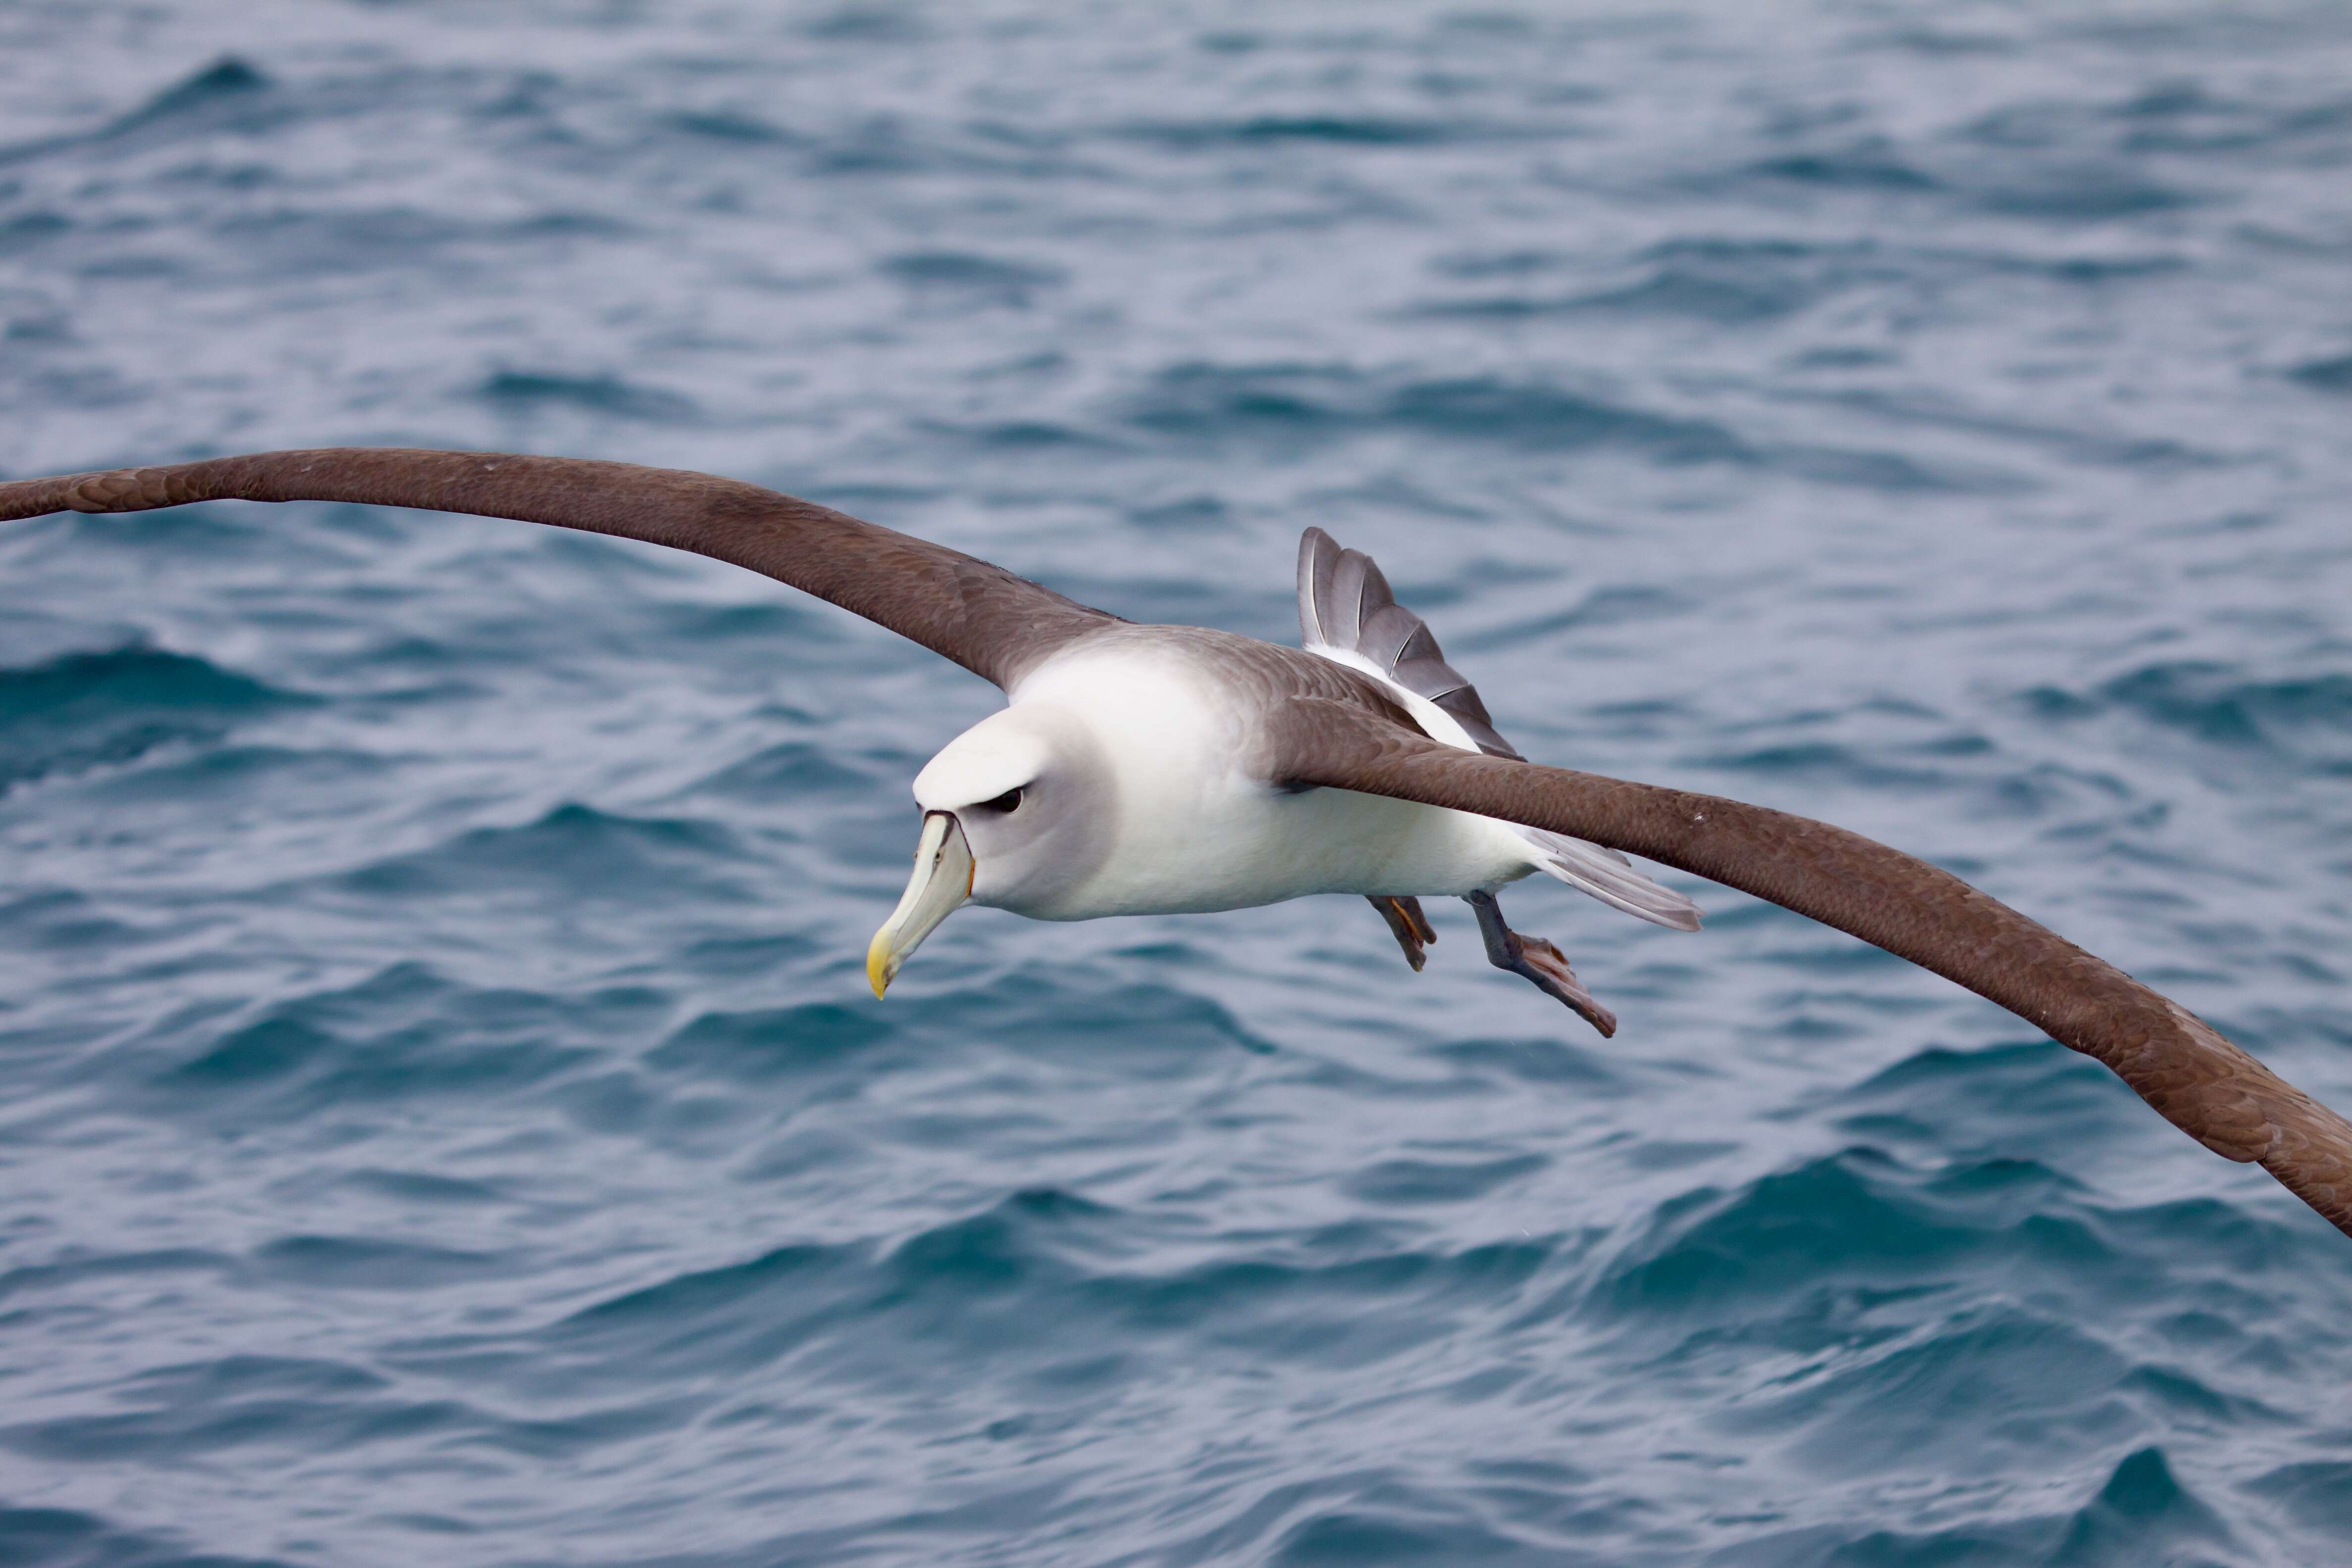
[1531,831,1704,930]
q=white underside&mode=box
[1000,644,1540,920]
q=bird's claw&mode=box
[1467,889,1617,1037]
[1367,894,1436,972]
[1503,931,1617,1038]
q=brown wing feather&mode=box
[0,448,1118,689]
[1274,699,2352,1239]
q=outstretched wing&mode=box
[0,448,1119,690]
[1271,697,2352,1239]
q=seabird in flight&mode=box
[5,447,2348,1237]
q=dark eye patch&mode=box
[978,786,1023,813]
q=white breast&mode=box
[1006,642,1538,919]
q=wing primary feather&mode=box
[0,449,1120,689]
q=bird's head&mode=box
[866,704,1115,995]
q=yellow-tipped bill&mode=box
[867,811,974,997]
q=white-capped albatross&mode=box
[5,447,2349,1239]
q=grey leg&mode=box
[1466,890,1617,1038]
[1365,895,1437,972]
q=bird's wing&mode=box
[1271,696,2352,1239]
[0,448,1120,689]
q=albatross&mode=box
[5,447,2349,1238]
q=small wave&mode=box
[1594,1151,1988,1325]
[1127,361,1354,438]
[72,743,397,810]
[1748,146,1943,192]
[544,1238,869,1383]
[330,802,747,904]
[799,116,1091,179]
[1734,136,2203,224]
[1342,1153,1547,1206]
[0,887,174,955]
[1828,1039,2128,1152]
[1468,587,1692,648]
[118,55,273,130]
[673,931,820,978]
[1687,739,1952,791]
[1263,1509,1537,1567]
[2289,353,2352,394]
[0,55,289,172]
[1420,238,1899,327]
[1128,364,1745,463]
[0,645,304,794]
[1720,1309,2129,1472]
[645,1002,890,1086]
[0,211,68,257]
[0,1247,235,1308]
[1382,378,1744,461]
[2060,1447,2239,1560]
[336,1168,512,1207]
[1967,161,2200,220]
[881,250,1065,309]
[540,1188,1549,1389]
[2023,662,2352,767]
[156,961,615,1118]
[915,416,1119,451]
[251,1234,509,1289]
[908,978,1279,1065]
[1124,364,1987,490]
[478,370,701,424]
[658,107,802,146]
[1425,1032,1625,1090]
[0,1505,304,1568]
[2249,1458,2352,1533]
[0,1360,684,1469]
[1126,115,1466,150]
[804,7,929,44]
[689,740,883,804]
[2112,663,2352,737]
[1734,1445,2234,1565]
[202,207,636,282]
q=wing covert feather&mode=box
[0,448,1118,688]
[1276,700,2352,1239]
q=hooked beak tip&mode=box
[865,810,972,1001]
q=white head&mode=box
[866,704,1116,993]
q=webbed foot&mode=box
[1366,895,1437,972]
[1466,890,1617,1038]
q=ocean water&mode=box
[3,1,2352,1563]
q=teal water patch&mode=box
[0,646,304,792]
[4,1,2352,1564]
[328,803,749,904]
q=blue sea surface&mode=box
[4,2,2352,1563]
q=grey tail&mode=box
[1296,527,1519,760]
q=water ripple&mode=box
[3,2,2351,1564]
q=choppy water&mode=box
[4,2,2352,1563]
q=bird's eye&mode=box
[978,786,1023,813]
